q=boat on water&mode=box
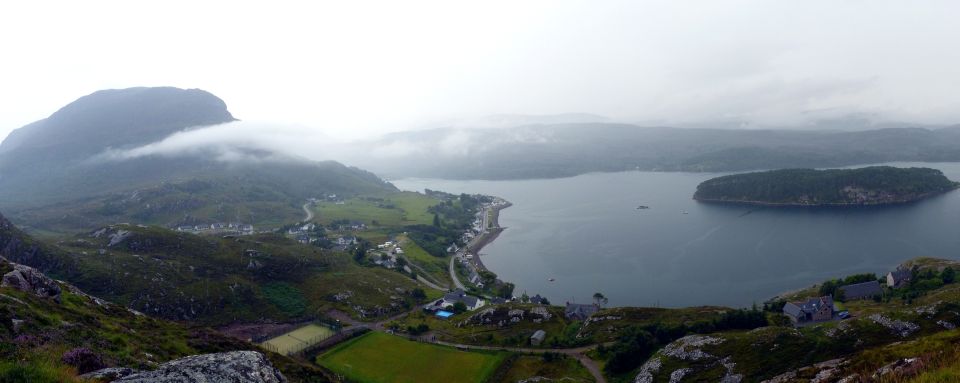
[636,205,650,209]
[548,278,555,282]
[681,210,689,214]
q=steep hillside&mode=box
[0,256,331,382]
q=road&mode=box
[301,202,314,222]
[449,257,466,290]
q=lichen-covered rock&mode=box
[1,262,61,301]
[668,368,692,383]
[868,314,920,338]
[114,351,286,383]
[633,357,661,383]
[661,335,723,361]
[79,367,140,381]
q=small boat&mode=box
[636,205,650,210]
[548,278,555,282]
[681,210,689,215]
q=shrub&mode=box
[61,347,105,374]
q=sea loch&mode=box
[394,163,960,308]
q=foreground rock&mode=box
[91,351,287,383]
[1,258,62,301]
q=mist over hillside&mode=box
[337,123,960,180]
[0,87,393,231]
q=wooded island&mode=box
[694,166,959,206]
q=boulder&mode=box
[114,351,287,383]
[79,367,140,381]
[1,263,62,301]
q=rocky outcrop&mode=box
[79,367,140,381]
[869,314,920,338]
[633,357,662,383]
[873,357,926,380]
[111,351,286,383]
[1,260,62,301]
[661,335,723,361]
[761,358,847,383]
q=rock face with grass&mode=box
[1,261,62,301]
[110,351,287,383]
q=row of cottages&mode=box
[177,222,254,233]
[783,296,834,325]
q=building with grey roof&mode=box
[442,289,485,311]
[887,267,912,288]
[783,296,834,325]
[564,303,599,321]
[839,280,883,300]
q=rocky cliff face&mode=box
[80,351,287,383]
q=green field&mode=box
[311,192,439,227]
[261,324,336,356]
[317,332,507,383]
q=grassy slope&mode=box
[396,234,452,287]
[0,261,331,382]
[316,331,507,383]
[7,223,426,325]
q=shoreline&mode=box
[693,189,956,208]
[460,200,512,278]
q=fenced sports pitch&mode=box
[260,323,337,356]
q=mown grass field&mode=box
[311,192,439,227]
[261,324,335,355]
[316,332,507,383]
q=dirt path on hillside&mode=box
[301,203,314,222]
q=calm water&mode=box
[392,162,960,308]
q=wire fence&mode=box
[259,322,341,356]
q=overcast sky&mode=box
[2,1,960,141]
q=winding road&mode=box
[301,202,314,223]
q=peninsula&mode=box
[693,166,959,206]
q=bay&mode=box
[392,162,960,308]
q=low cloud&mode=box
[92,121,339,164]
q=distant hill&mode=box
[693,166,959,206]
[343,124,960,180]
[0,87,394,231]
